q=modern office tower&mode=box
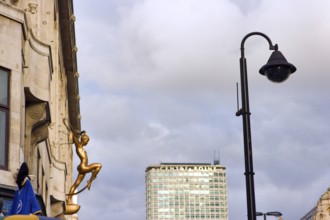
[146,163,228,220]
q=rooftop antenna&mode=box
[214,150,220,165]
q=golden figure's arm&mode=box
[71,132,80,147]
[63,118,80,147]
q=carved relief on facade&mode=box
[24,102,50,175]
[315,188,330,220]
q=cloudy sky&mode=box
[72,0,330,219]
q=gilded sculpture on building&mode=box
[63,119,102,215]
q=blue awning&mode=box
[0,216,59,220]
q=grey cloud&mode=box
[73,0,330,220]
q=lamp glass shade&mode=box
[264,66,291,83]
[259,50,296,83]
[266,212,283,217]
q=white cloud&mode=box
[73,0,330,219]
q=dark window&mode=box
[0,67,9,170]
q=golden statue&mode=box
[63,119,102,215]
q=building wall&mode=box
[0,0,80,219]
[301,188,330,220]
[146,163,228,220]
[0,2,25,183]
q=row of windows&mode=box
[147,177,226,184]
[147,213,227,219]
[147,196,228,202]
[147,202,228,208]
[147,202,227,207]
[147,192,221,197]
[147,183,227,189]
[149,208,227,213]
[151,194,226,199]
[151,197,227,204]
[146,187,226,193]
[146,184,226,190]
[0,67,9,170]
[147,202,228,207]
[147,190,226,195]
[148,198,228,204]
[147,201,227,208]
[147,199,228,207]
[147,171,226,178]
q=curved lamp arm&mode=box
[240,32,278,58]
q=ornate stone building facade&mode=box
[301,188,330,220]
[0,0,80,219]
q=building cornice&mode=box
[58,0,81,132]
[146,163,226,172]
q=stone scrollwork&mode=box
[31,124,49,147]
[27,3,38,14]
[28,103,45,120]
[24,102,51,170]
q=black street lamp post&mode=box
[236,32,296,220]
[256,211,283,220]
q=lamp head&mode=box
[266,211,282,217]
[259,50,296,83]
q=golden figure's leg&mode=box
[86,163,102,190]
[67,173,85,204]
